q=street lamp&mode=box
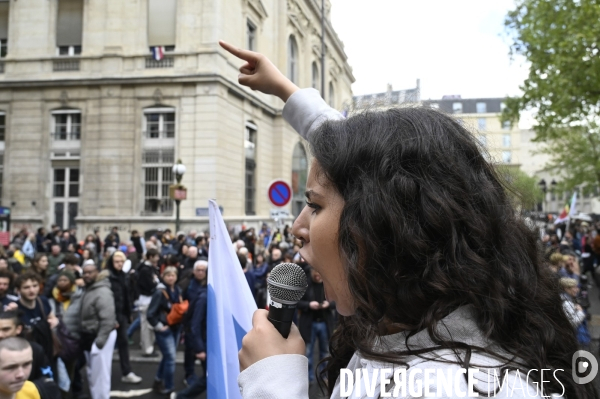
[550,179,557,212]
[538,179,547,214]
[172,160,186,232]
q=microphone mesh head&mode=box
[267,263,308,304]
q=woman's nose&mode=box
[292,206,310,244]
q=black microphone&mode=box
[267,263,308,338]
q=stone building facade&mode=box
[0,0,354,237]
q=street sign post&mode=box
[267,180,292,245]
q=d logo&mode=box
[572,350,598,384]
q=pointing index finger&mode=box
[219,40,259,63]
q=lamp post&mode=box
[538,179,547,215]
[549,179,557,213]
[172,160,186,233]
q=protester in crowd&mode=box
[80,263,117,399]
[0,257,9,271]
[297,267,335,384]
[177,246,198,295]
[0,270,17,311]
[185,230,197,247]
[36,228,49,254]
[43,255,82,298]
[147,267,184,395]
[182,260,207,386]
[560,277,587,336]
[0,337,60,399]
[172,262,208,399]
[559,252,580,283]
[0,311,54,383]
[22,234,36,262]
[135,248,161,357]
[15,272,58,372]
[252,253,269,308]
[194,236,208,258]
[104,227,120,250]
[105,252,142,384]
[221,41,595,398]
[130,230,146,259]
[547,252,565,279]
[46,270,83,398]
[46,245,64,277]
[267,247,282,272]
[30,254,49,286]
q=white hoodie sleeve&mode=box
[238,354,309,398]
[282,88,345,140]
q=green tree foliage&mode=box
[497,165,544,211]
[504,0,600,189]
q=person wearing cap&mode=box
[559,278,585,328]
[48,270,84,397]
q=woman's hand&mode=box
[239,309,305,372]
[218,41,300,102]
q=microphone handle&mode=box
[267,301,297,339]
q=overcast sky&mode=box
[329,0,529,100]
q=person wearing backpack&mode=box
[147,266,187,396]
[14,272,58,379]
[105,252,142,384]
[80,263,117,399]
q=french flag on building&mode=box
[151,46,165,61]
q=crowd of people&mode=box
[0,214,597,398]
[542,220,600,350]
[0,222,336,399]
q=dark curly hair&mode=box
[308,107,595,398]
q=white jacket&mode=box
[238,89,561,399]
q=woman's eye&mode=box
[305,200,321,214]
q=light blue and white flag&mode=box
[207,199,257,398]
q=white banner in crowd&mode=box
[207,199,257,398]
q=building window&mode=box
[148,0,177,47]
[477,118,486,130]
[476,102,487,113]
[503,134,511,147]
[142,149,174,213]
[292,143,308,217]
[57,46,82,56]
[328,82,335,108]
[144,109,175,139]
[245,123,257,215]
[502,151,512,163]
[247,19,256,51]
[287,36,298,84]
[311,62,319,91]
[502,120,511,130]
[51,111,81,140]
[56,0,83,56]
[0,112,4,141]
[0,1,8,58]
[452,102,462,114]
[53,167,79,229]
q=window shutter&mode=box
[0,1,9,40]
[148,0,177,46]
[56,0,83,47]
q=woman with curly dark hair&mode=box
[220,42,596,399]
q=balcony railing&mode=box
[53,59,80,72]
[145,57,174,69]
[0,62,4,74]
[51,132,81,141]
